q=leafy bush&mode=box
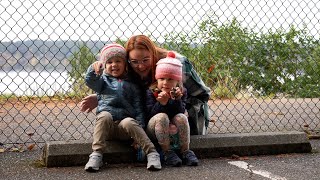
[68,43,96,98]
[67,19,319,99]
[162,17,320,98]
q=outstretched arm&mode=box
[79,94,98,113]
[81,61,104,113]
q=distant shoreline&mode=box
[0,71,72,96]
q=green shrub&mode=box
[68,43,96,98]
[162,16,320,98]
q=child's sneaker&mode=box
[182,150,199,166]
[147,152,162,171]
[164,150,182,167]
[84,152,104,172]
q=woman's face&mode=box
[128,49,152,79]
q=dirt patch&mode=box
[1,96,79,110]
[1,96,95,149]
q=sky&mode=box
[0,0,319,42]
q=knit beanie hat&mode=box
[155,51,182,81]
[100,43,126,68]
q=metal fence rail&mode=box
[0,0,319,149]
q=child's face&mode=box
[104,57,126,78]
[157,78,179,93]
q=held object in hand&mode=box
[170,87,178,100]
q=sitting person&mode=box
[145,51,199,167]
[84,43,161,172]
[80,35,211,135]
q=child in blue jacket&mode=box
[84,43,161,172]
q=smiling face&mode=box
[104,56,126,78]
[128,49,152,79]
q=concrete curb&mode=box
[42,131,312,167]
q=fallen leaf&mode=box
[0,148,5,153]
[267,112,284,116]
[276,154,295,158]
[27,144,36,150]
[231,154,240,159]
[207,64,215,73]
[10,144,25,152]
[308,134,320,139]
[10,148,20,152]
[239,156,249,160]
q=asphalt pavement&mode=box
[1,139,319,180]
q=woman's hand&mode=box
[79,94,98,113]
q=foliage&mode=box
[247,26,319,97]
[65,19,319,99]
[163,17,320,98]
[68,43,96,97]
[291,44,320,97]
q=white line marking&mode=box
[228,161,287,180]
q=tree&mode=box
[68,43,96,97]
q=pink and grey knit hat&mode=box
[155,51,182,81]
[100,43,126,68]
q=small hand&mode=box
[156,91,170,105]
[170,87,183,100]
[92,61,103,76]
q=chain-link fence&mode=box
[1,0,319,149]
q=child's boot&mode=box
[182,149,199,166]
[164,150,182,167]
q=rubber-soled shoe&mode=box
[84,152,104,172]
[147,152,162,171]
[182,150,199,166]
[164,150,182,167]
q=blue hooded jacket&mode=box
[85,64,145,128]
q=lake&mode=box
[0,71,72,96]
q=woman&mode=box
[80,34,211,136]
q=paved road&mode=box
[1,140,319,180]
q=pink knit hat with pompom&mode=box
[155,51,182,81]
